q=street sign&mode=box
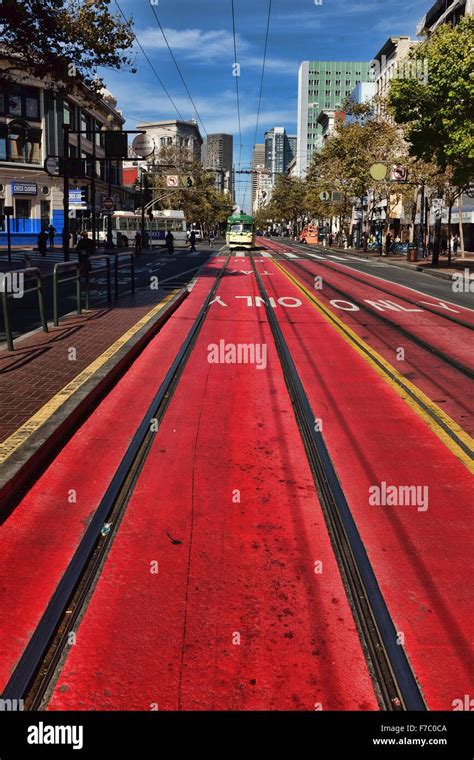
[132,133,155,158]
[369,163,388,181]
[180,175,195,188]
[44,156,60,176]
[319,191,330,201]
[166,175,179,187]
[103,196,115,211]
[390,165,407,182]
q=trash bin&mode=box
[407,244,417,262]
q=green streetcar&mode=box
[226,213,256,250]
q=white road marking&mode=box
[281,251,299,259]
[306,253,325,260]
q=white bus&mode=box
[99,210,187,247]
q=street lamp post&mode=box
[102,115,116,250]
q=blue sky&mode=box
[102,0,429,209]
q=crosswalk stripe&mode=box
[327,255,348,261]
[281,251,299,259]
[306,253,325,260]
[260,251,272,258]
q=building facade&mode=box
[372,37,421,118]
[251,143,265,214]
[136,119,203,163]
[417,0,473,35]
[0,63,126,246]
[264,127,296,179]
[296,60,372,177]
[201,133,233,197]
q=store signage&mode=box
[12,182,37,195]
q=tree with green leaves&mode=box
[388,16,474,187]
[0,0,134,95]
[265,175,307,236]
[150,145,233,233]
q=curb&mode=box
[0,287,188,518]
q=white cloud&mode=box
[133,26,297,74]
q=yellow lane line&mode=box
[0,292,179,465]
[273,260,474,473]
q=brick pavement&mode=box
[0,286,177,444]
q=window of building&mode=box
[167,136,173,145]
[25,94,39,120]
[15,199,31,219]
[40,200,50,227]
[335,90,340,97]
[326,80,331,85]
[6,121,41,163]
[325,90,331,96]
[335,80,340,86]
[160,137,166,145]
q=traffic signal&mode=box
[104,131,128,159]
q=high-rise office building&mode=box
[251,143,265,213]
[296,60,372,176]
[202,133,233,196]
[264,127,297,178]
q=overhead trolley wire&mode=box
[230,0,243,171]
[114,0,185,121]
[149,4,208,136]
[243,0,272,211]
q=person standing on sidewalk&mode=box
[385,231,393,255]
[165,230,175,255]
[47,223,56,250]
[37,229,48,257]
[76,231,94,287]
[134,230,142,257]
[189,230,197,252]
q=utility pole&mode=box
[63,124,70,262]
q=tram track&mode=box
[249,252,426,712]
[272,247,473,381]
[270,239,474,331]
[1,255,231,710]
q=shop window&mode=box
[15,199,31,219]
[25,95,39,120]
[40,200,50,227]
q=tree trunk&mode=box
[458,194,465,258]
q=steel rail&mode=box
[249,252,426,712]
[2,256,231,708]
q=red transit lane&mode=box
[254,256,473,710]
[47,254,378,711]
[0,276,216,693]
[280,257,473,435]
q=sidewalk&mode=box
[0,283,188,507]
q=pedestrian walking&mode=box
[165,230,175,255]
[441,236,448,255]
[385,231,393,255]
[453,234,460,255]
[76,231,94,284]
[208,230,214,248]
[188,230,197,252]
[134,230,143,256]
[47,223,56,250]
[37,229,48,257]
